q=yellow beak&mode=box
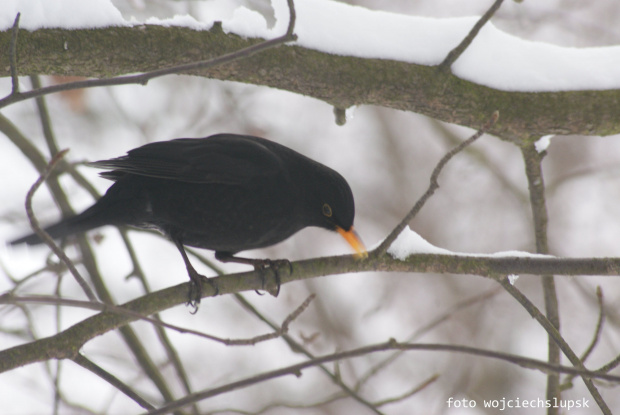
[336,226,368,258]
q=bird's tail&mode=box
[10,202,120,246]
[10,180,143,246]
[11,206,110,245]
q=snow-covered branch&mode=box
[3,0,620,140]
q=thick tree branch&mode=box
[2,25,620,141]
[3,250,620,373]
[0,1,297,109]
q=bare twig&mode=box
[118,230,197,415]
[0,1,297,109]
[24,149,98,302]
[596,354,620,375]
[1,293,314,347]
[30,76,61,156]
[374,374,439,407]
[234,293,385,415]
[356,287,501,389]
[145,339,620,415]
[499,278,611,414]
[374,111,499,255]
[9,13,20,95]
[3,106,180,410]
[561,286,606,390]
[438,0,506,71]
[225,294,315,346]
[521,142,561,414]
[72,354,155,410]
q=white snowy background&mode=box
[2,0,620,414]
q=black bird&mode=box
[11,133,366,306]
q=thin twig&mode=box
[24,149,98,302]
[374,111,499,255]
[499,277,611,414]
[596,354,620,374]
[72,354,155,410]
[579,286,605,362]
[30,75,61,156]
[1,293,313,347]
[9,13,21,95]
[356,287,501,389]
[3,112,178,409]
[561,286,606,391]
[118,230,198,415]
[438,0,505,71]
[144,339,620,415]
[234,293,386,415]
[0,1,297,109]
[373,374,439,407]
[521,142,561,413]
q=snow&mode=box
[2,0,620,92]
[386,226,554,260]
[1,0,126,30]
[535,135,554,153]
[143,15,212,31]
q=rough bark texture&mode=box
[2,24,620,141]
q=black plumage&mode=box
[11,134,365,306]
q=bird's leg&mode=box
[214,252,291,297]
[174,239,218,313]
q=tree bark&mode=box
[2,24,620,141]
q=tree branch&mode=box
[2,24,620,140]
[72,354,155,411]
[438,0,505,71]
[147,339,620,415]
[3,250,620,373]
[498,277,611,414]
[0,1,297,109]
[8,13,20,95]
[24,149,98,302]
[521,142,562,414]
[375,111,498,254]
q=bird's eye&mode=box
[322,203,333,217]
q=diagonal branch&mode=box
[234,293,386,415]
[24,149,98,302]
[438,0,506,71]
[499,277,610,414]
[374,111,499,255]
[72,354,155,411]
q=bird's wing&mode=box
[89,135,284,184]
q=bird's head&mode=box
[306,167,367,258]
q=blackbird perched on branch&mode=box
[11,134,366,308]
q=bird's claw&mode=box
[253,259,291,297]
[186,272,218,314]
